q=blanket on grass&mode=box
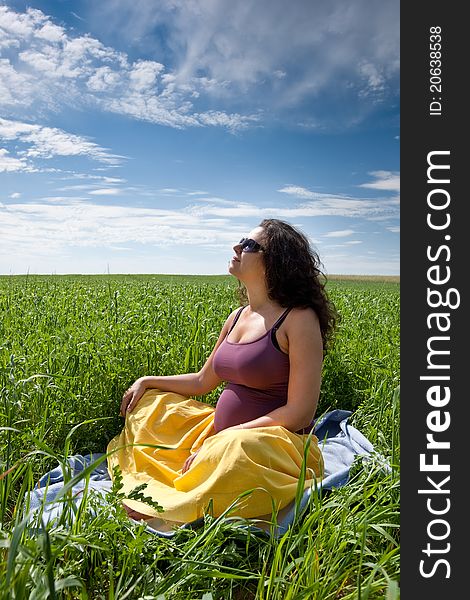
[26,410,377,537]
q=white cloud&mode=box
[35,21,66,43]
[324,229,355,238]
[276,185,399,220]
[358,62,386,98]
[0,3,398,131]
[155,188,181,195]
[88,0,398,114]
[41,196,88,203]
[0,117,125,167]
[0,195,399,275]
[195,196,239,205]
[129,59,164,92]
[0,59,35,107]
[86,66,121,92]
[88,188,121,195]
[0,200,235,255]
[196,110,259,132]
[277,185,319,200]
[0,148,35,172]
[0,6,46,42]
[360,171,400,192]
[56,173,127,184]
[0,5,258,132]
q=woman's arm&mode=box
[224,307,324,432]
[120,308,239,415]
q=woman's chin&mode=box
[228,267,241,282]
[227,260,237,274]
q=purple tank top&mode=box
[212,306,291,432]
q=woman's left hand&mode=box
[181,450,200,473]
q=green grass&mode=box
[0,274,400,599]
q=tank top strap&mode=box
[272,307,292,332]
[228,306,247,334]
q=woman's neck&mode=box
[244,283,278,313]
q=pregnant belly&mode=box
[213,383,286,433]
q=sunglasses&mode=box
[238,238,264,253]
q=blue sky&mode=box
[0,0,399,276]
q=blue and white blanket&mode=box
[26,410,379,537]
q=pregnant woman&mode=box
[107,218,337,524]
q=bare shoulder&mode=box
[221,306,244,332]
[227,306,244,323]
[278,307,322,355]
[286,306,321,332]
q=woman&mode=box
[107,219,337,524]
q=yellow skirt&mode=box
[107,390,324,524]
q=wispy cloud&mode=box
[194,196,238,205]
[88,188,121,196]
[324,229,355,238]
[0,117,125,170]
[359,171,400,192]
[187,190,209,196]
[0,186,390,255]
[87,0,398,127]
[42,196,88,203]
[277,185,320,200]
[0,5,258,132]
[277,185,399,220]
[53,172,127,184]
[0,2,398,131]
[0,200,236,256]
[0,187,399,274]
[157,188,182,195]
[0,3,399,276]
[0,148,35,173]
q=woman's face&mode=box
[228,226,266,283]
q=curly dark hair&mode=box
[239,219,338,352]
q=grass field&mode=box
[0,274,400,599]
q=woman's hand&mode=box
[181,450,200,474]
[120,377,148,416]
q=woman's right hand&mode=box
[120,377,148,416]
